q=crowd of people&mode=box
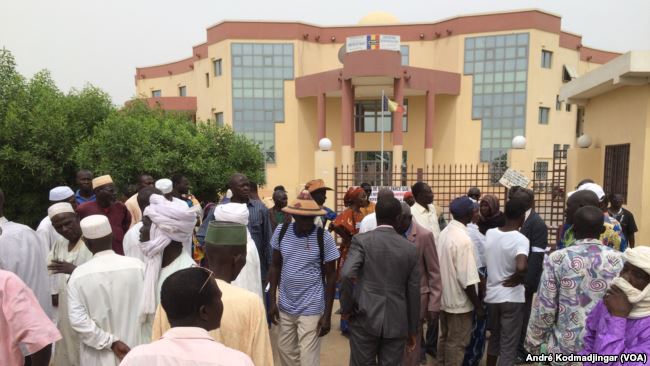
[0,169,649,366]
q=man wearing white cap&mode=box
[68,215,145,366]
[155,178,197,254]
[0,188,54,320]
[36,185,77,252]
[46,202,93,366]
[77,175,132,255]
[123,186,160,262]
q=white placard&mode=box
[346,35,368,53]
[499,168,531,189]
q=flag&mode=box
[367,34,380,50]
[383,96,405,113]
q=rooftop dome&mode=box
[358,11,400,25]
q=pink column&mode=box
[392,77,404,145]
[350,86,356,148]
[317,92,326,141]
[425,89,435,149]
[341,79,353,147]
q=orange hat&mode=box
[282,190,327,216]
[305,179,332,193]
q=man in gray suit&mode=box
[340,196,420,366]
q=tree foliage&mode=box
[0,48,265,227]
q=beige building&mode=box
[561,51,650,243]
[134,9,620,199]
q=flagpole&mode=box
[380,89,385,187]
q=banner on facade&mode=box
[346,35,401,53]
[499,168,531,189]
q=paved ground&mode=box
[269,300,484,366]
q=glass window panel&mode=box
[484,84,494,94]
[242,44,253,54]
[253,57,263,66]
[504,72,515,82]
[475,85,483,94]
[263,89,273,98]
[495,61,504,71]
[515,82,526,92]
[274,89,283,98]
[515,117,525,128]
[243,68,253,78]
[517,33,529,45]
[274,44,283,54]
[485,61,494,72]
[484,73,494,83]
[506,35,517,46]
[475,49,485,61]
[283,56,292,66]
[486,37,496,48]
[516,71,527,81]
[503,106,514,117]
[493,130,502,138]
[243,110,254,120]
[233,56,242,66]
[243,99,254,109]
[264,99,274,109]
[233,98,243,109]
[504,93,515,105]
[464,63,474,74]
[484,130,492,138]
[515,106,524,116]
[274,99,283,109]
[466,50,474,62]
[494,72,504,82]
[486,50,494,60]
[505,47,516,58]
[284,44,293,55]
[263,44,273,54]
[274,110,284,121]
[253,79,262,88]
[515,93,526,104]
[474,74,484,83]
[232,67,242,78]
[233,89,243,97]
[505,60,516,71]
[474,95,483,106]
[465,38,475,49]
[232,44,243,55]
[476,37,485,48]
[243,89,253,98]
[253,68,263,78]
[494,84,503,93]
[517,47,527,58]
[253,44,263,55]
[472,107,482,119]
[475,62,484,73]
[255,111,264,121]
[514,128,524,136]
[495,48,505,59]
[496,36,505,47]
[283,68,293,79]
[516,59,527,70]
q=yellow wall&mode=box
[576,85,650,242]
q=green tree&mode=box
[74,100,265,203]
[0,49,115,226]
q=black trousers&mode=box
[349,321,406,366]
[516,290,535,358]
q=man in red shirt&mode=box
[76,175,131,255]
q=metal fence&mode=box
[334,148,568,239]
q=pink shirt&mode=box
[119,327,253,366]
[0,270,61,365]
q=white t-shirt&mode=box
[359,213,377,233]
[484,228,529,304]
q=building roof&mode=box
[560,51,650,104]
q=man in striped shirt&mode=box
[268,190,340,366]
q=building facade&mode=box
[135,9,619,193]
[561,51,650,243]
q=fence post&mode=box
[417,168,423,182]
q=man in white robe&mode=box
[46,202,93,366]
[123,187,160,262]
[214,203,263,299]
[0,188,53,320]
[37,186,77,254]
[68,215,146,366]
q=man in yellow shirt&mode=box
[151,221,273,366]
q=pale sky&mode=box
[1,0,648,105]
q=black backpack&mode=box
[277,223,326,286]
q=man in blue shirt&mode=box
[74,169,96,205]
[267,190,339,366]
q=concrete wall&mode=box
[575,85,650,243]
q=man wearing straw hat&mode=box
[268,190,340,366]
[152,220,273,366]
[46,202,93,366]
[77,175,131,255]
[68,215,145,365]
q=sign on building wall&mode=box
[346,35,401,53]
[368,186,410,202]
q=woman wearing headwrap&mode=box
[477,195,506,235]
[214,202,263,300]
[331,186,368,334]
[581,246,650,362]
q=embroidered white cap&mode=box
[80,215,112,239]
[49,186,74,202]
[155,178,173,194]
[47,202,75,219]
